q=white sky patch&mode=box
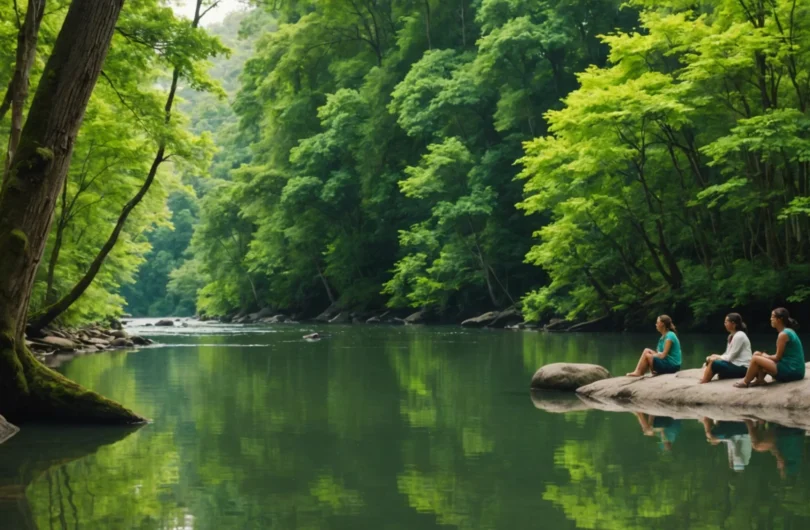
[170,0,246,26]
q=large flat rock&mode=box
[576,364,810,430]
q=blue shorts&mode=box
[652,357,680,374]
[711,360,747,379]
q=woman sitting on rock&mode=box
[700,313,752,383]
[734,308,805,388]
[626,315,682,377]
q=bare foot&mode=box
[626,372,642,377]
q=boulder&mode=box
[39,336,78,352]
[109,318,123,330]
[329,312,351,324]
[404,310,429,325]
[571,366,810,430]
[531,363,611,391]
[155,319,174,327]
[110,338,135,348]
[461,311,500,328]
[110,330,128,339]
[490,308,524,328]
[130,335,151,346]
[0,415,19,445]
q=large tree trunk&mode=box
[0,0,143,425]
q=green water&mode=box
[2,324,810,529]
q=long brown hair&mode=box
[658,314,677,334]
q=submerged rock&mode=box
[0,415,19,445]
[531,363,611,391]
[155,319,175,327]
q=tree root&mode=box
[1,342,146,425]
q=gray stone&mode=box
[130,335,151,346]
[531,363,611,391]
[404,310,429,325]
[110,338,134,348]
[0,415,19,445]
[576,365,810,430]
[328,312,351,324]
[39,336,78,351]
[155,319,174,327]
[461,311,500,328]
[303,333,321,340]
[110,330,128,339]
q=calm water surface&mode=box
[2,322,810,529]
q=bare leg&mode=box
[736,356,778,387]
[700,362,715,384]
[627,349,655,377]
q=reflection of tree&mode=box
[1,426,139,529]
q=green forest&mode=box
[4,0,810,330]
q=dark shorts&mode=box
[774,366,805,383]
[652,357,680,375]
[711,360,747,379]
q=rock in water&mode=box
[531,363,611,391]
[155,319,175,327]
[303,333,321,340]
[0,415,19,444]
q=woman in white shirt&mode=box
[700,313,752,383]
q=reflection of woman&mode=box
[700,313,752,383]
[735,308,805,388]
[749,422,805,478]
[635,413,682,451]
[701,418,752,471]
[626,315,682,377]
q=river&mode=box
[2,321,809,529]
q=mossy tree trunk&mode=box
[0,0,143,425]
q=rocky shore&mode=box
[27,322,153,367]
[203,304,602,331]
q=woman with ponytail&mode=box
[700,313,752,383]
[627,315,682,377]
[734,308,805,388]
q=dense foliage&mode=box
[172,0,640,320]
[7,0,810,327]
[519,0,810,324]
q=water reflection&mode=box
[3,328,810,529]
[634,413,682,452]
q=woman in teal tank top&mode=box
[734,308,805,388]
[626,315,682,377]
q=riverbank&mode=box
[27,322,153,367]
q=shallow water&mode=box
[2,322,809,529]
